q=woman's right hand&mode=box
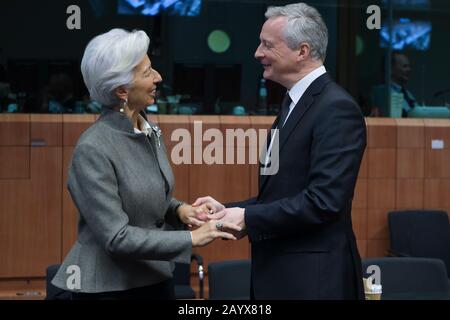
[192,196,225,215]
[191,220,241,247]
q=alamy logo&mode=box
[66,5,81,30]
[66,265,81,290]
[366,5,381,30]
[170,121,280,176]
[366,264,381,285]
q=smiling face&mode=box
[127,54,162,110]
[254,16,301,89]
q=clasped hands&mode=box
[177,196,246,247]
[190,196,247,239]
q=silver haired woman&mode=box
[51,29,240,300]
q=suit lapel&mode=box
[279,73,332,152]
[100,109,174,194]
[140,112,174,193]
[150,136,173,189]
[258,114,282,190]
[258,73,333,195]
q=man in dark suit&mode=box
[194,3,366,299]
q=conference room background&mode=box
[1,0,449,116]
[0,0,449,301]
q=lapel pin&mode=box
[151,126,162,148]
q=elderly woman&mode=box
[51,29,239,300]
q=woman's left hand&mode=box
[177,204,225,227]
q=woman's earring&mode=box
[120,99,127,113]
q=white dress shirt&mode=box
[282,65,327,126]
[264,65,327,166]
[134,114,152,136]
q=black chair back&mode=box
[362,257,450,299]
[208,260,251,300]
[173,262,196,299]
[388,210,450,276]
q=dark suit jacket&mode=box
[230,73,366,299]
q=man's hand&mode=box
[218,207,247,239]
[192,196,226,220]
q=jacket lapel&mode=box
[99,108,174,193]
[258,73,333,195]
[279,73,332,152]
[140,112,175,192]
[258,114,281,190]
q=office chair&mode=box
[208,259,251,300]
[387,210,450,288]
[173,253,204,299]
[362,257,450,299]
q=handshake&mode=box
[177,196,247,248]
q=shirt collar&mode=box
[134,114,152,137]
[288,65,327,105]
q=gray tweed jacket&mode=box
[51,108,192,293]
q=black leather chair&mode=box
[388,210,450,287]
[362,257,450,300]
[208,259,251,300]
[45,264,72,300]
[174,254,204,299]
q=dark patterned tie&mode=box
[278,93,292,128]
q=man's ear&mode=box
[114,86,128,102]
[297,42,311,62]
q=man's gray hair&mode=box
[266,3,328,62]
[81,28,150,106]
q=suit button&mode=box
[155,219,164,228]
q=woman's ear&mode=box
[114,86,128,102]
